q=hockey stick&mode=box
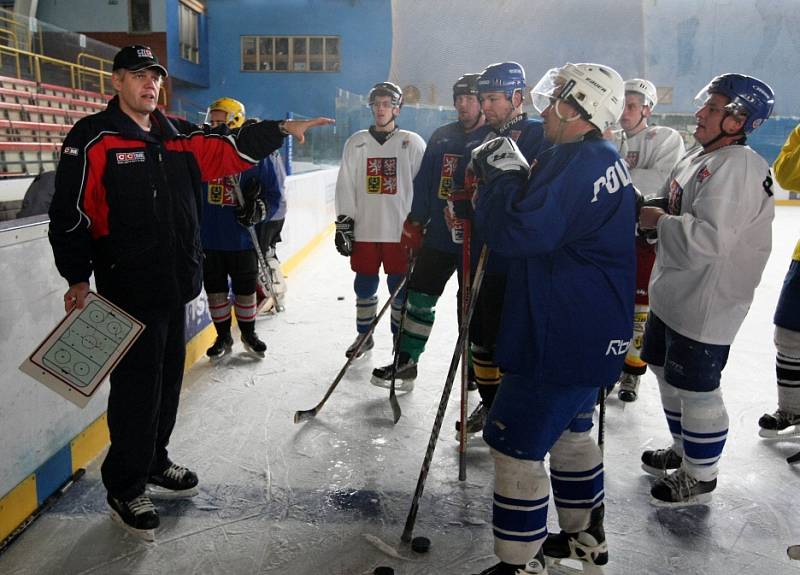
[232,177,284,313]
[457,218,472,481]
[598,385,607,454]
[389,256,416,424]
[401,245,488,543]
[294,276,408,424]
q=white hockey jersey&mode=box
[335,128,426,242]
[649,144,774,345]
[612,125,685,196]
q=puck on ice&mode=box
[337,296,345,301]
[373,567,394,575]
[411,536,431,553]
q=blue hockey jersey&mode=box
[409,121,492,254]
[475,135,635,388]
[201,158,279,251]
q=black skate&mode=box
[650,468,716,507]
[542,504,608,575]
[640,446,682,477]
[241,330,267,358]
[146,462,199,499]
[455,402,488,442]
[207,333,233,362]
[617,372,640,403]
[472,561,529,575]
[107,493,159,542]
[524,548,547,574]
[345,333,373,359]
[758,409,800,438]
[371,352,417,391]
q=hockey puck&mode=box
[337,296,345,301]
[411,536,431,553]
[373,567,394,575]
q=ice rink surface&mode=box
[2,207,800,575]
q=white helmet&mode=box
[531,62,624,132]
[624,78,658,109]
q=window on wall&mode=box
[130,0,151,33]
[241,36,340,72]
[179,0,201,64]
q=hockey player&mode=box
[451,61,545,436]
[759,123,800,438]
[370,73,490,390]
[608,79,685,402]
[334,82,425,358]
[639,74,774,506]
[470,62,634,575]
[48,45,332,540]
[202,98,280,360]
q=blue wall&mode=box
[165,0,210,88]
[170,0,392,123]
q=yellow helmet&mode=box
[206,97,246,128]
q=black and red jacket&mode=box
[49,96,285,310]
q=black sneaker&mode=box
[146,463,199,499]
[758,409,800,438]
[472,561,528,575]
[543,504,608,567]
[345,333,374,359]
[206,333,233,360]
[641,446,683,477]
[240,329,267,358]
[650,468,716,507]
[371,352,417,391]
[107,493,159,541]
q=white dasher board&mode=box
[19,292,144,408]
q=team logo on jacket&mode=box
[208,177,237,206]
[115,151,146,164]
[626,151,639,169]
[668,179,683,214]
[63,146,79,156]
[367,157,398,195]
[438,154,461,199]
[696,165,712,183]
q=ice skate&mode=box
[240,330,267,358]
[371,352,417,391]
[524,548,548,574]
[345,333,373,359]
[472,561,530,575]
[758,409,800,438]
[206,333,233,363]
[455,402,487,441]
[649,467,716,507]
[107,493,159,542]
[146,462,199,499]
[542,504,607,575]
[616,372,640,403]
[640,446,682,477]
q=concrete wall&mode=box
[0,167,336,505]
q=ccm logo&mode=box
[606,339,631,356]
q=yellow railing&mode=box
[76,52,112,94]
[0,44,111,94]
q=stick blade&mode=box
[390,390,401,424]
[294,408,317,424]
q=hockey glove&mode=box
[470,136,530,188]
[637,195,668,242]
[241,176,263,203]
[236,198,266,227]
[400,217,425,256]
[335,215,355,256]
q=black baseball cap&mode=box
[112,45,168,78]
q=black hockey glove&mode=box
[241,176,262,203]
[637,195,668,242]
[335,215,355,256]
[470,136,530,188]
[236,198,266,227]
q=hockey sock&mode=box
[651,365,684,456]
[776,326,800,414]
[208,292,232,326]
[234,293,258,324]
[354,274,379,334]
[549,429,604,533]
[680,385,728,482]
[386,273,406,336]
[473,344,501,406]
[623,304,649,375]
[212,317,231,337]
[492,449,548,565]
[397,290,439,362]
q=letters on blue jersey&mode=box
[367,157,398,194]
[591,160,632,203]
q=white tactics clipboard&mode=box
[19,291,145,408]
